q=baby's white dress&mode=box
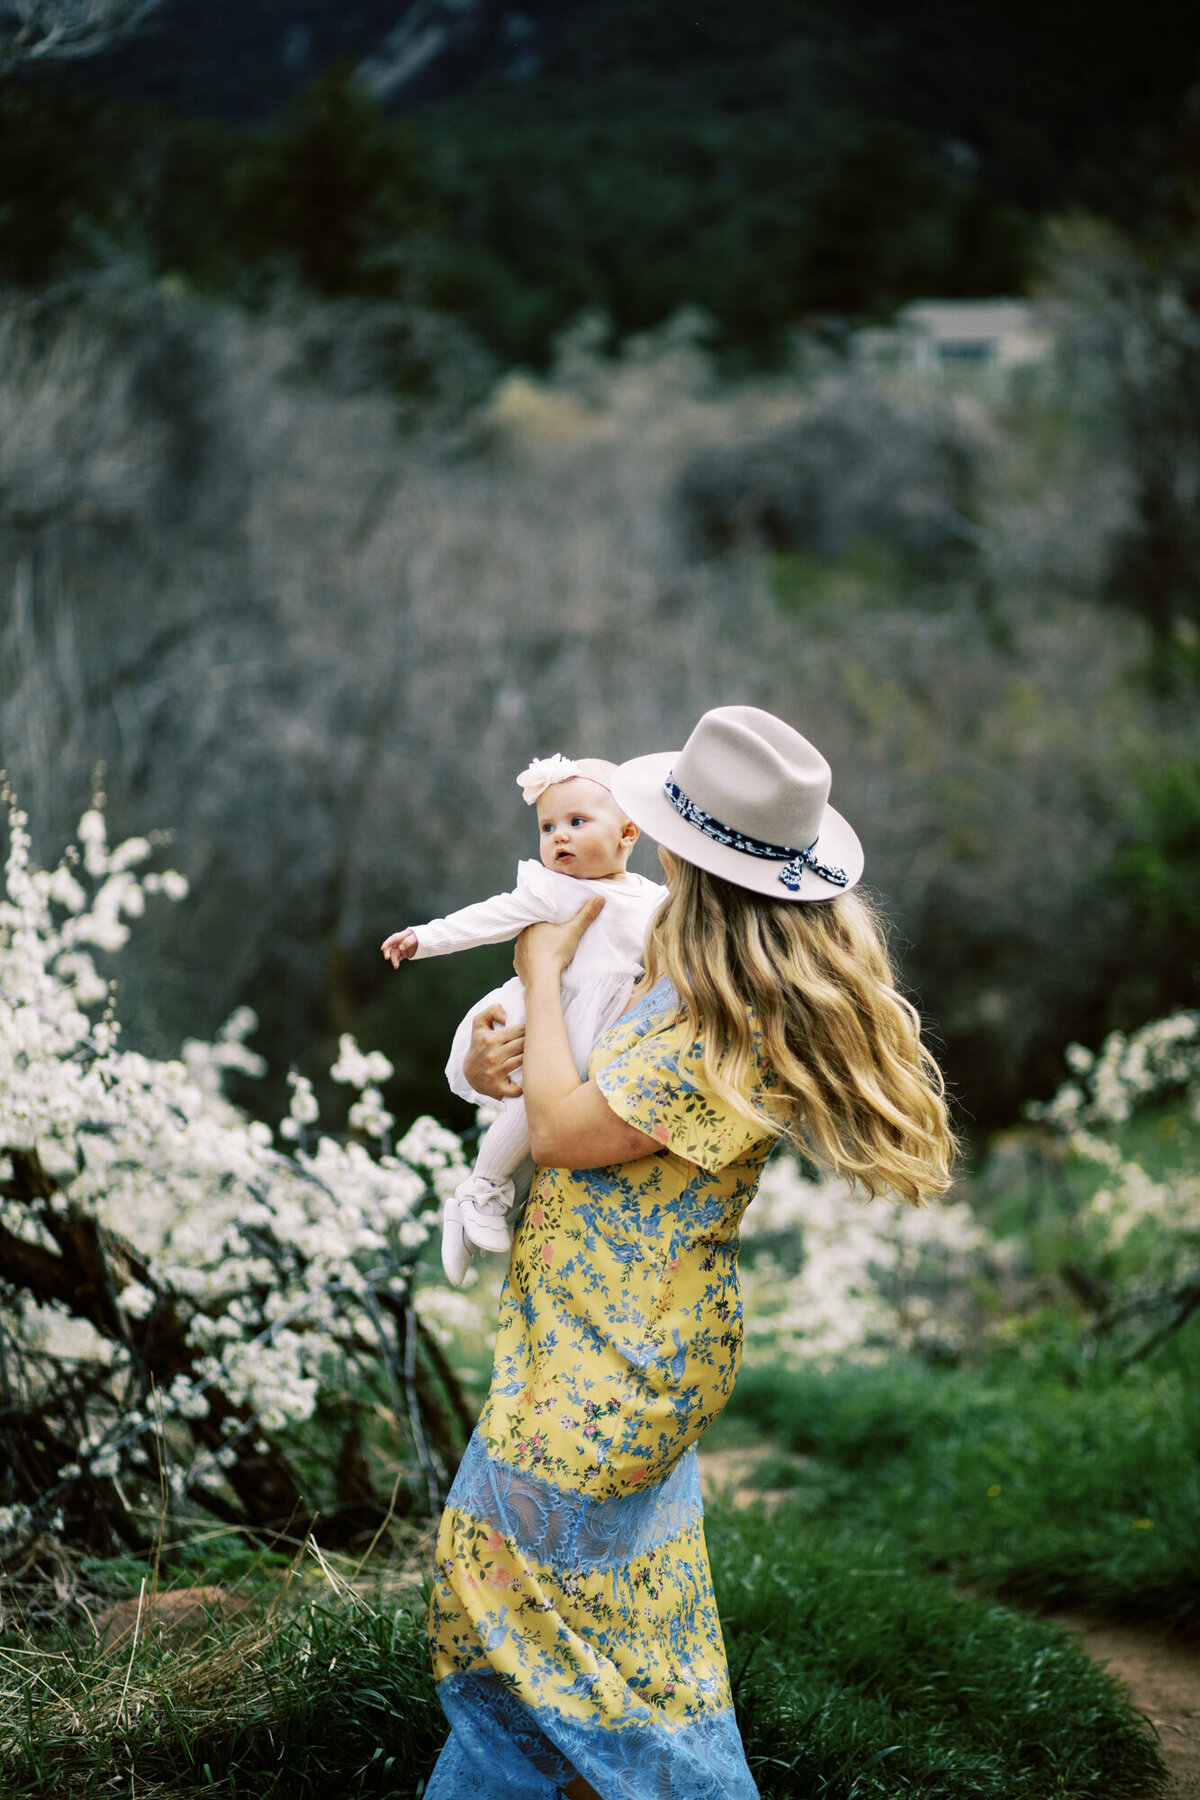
[411,860,667,1101]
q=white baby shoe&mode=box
[441,1195,475,1288]
[441,1176,518,1285]
[456,1174,517,1253]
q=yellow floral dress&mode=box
[425,978,775,1800]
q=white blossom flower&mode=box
[739,1154,991,1366]
[348,1086,395,1139]
[331,1033,394,1089]
[285,1072,320,1125]
[119,1282,156,1320]
[515,753,581,805]
[1031,1011,1200,1309]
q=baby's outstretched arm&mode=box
[385,883,558,965]
[381,928,419,968]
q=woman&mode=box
[424,705,955,1800]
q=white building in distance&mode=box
[855,299,1051,375]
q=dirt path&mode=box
[1050,1613,1200,1800]
[697,1448,1200,1797]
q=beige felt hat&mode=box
[611,705,863,902]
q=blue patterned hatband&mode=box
[663,775,848,892]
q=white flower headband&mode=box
[516,753,582,805]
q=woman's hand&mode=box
[462,1004,525,1100]
[514,897,605,990]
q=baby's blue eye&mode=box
[571,817,586,827]
[541,821,554,832]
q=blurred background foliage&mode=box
[2,0,1200,1140]
[5,0,1199,359]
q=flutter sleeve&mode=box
[593,1000,776,1172]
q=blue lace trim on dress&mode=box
[447,1431,703,1572]
[423,1669,575,1797]
[424,1670,760,1800]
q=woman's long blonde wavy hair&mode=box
[639,856,956,1205]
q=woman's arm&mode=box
[515,903,660,1169]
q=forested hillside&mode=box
[11,0,1200,361]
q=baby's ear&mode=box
[621,818,640,845]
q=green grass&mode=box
[715,1515,1164,1799]
[2,1585,446,1798]
[0,1510,1166,1799]
[79,1532,296,1598]
[723,1352,1200,1634]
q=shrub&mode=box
[0,786,481,1555]
[675,379,979,571]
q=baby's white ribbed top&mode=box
[411,860,666,986]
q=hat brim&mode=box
[611,751,864,903]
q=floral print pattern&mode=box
[426,978,776,1799]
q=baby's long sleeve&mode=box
[410,885,551,959]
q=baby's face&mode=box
[536,777,635,880]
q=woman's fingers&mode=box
[562,895,606,949]
[464,1005,526,1099]
[514,898,606,984]
[474,1007,524,1056]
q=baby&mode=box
[382,755,667,1286]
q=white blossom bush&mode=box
[738,1154,993,1368]
[0,783,480,1554]
[1030,1011,1200,1354]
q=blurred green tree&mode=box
[0,85,117,284]
[798,123,1031,318]
[948,187,1034,297]
[799,124,952,316]
[146,118,243,291]
[1102,277,1200,647]
[231,63,437,299]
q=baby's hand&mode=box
[381,928,419,968]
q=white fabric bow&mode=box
[516,753,581,805]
